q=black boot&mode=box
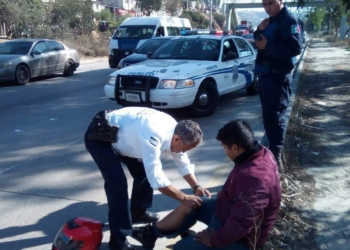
[132,224,157,249]
[272,148,285,173]
[131,210,160,224]
[109,236,135,250]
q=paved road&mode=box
[0,59,266,250]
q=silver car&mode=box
[0,39,80,85]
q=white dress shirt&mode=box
[106,107,195,189]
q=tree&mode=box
[309,7,326,31]
[141,0,162,16]
[47,0,94,35]
[213,13,226,30]
[164,0,181,16]
[0,0,45,38]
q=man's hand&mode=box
[195,186,211,198]
[194,229,214,247]
[255,34,268,50]
[181,194,202,209]
[258,18,270,31]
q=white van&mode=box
[108,16,191,68]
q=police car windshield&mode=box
[136,38,171,54]
[151,38,221,61]
[112,25,156,39]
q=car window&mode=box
[33,42,49,53]
[233,38,253,57]
[113,25,156,39]
[136,39,170,54]
[0,41,33,55]
[152,38,221,61]
[166,27,181,36]
[222,39,238,59]
[47,41,65,51]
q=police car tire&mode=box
[246,74,259,95]
[189,80,219,117]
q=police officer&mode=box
[254,0,302,172]
[84,107,210,250]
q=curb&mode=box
[260,40,311,147]
[80,56,108,64]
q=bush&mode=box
[213,13,226,30]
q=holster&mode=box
[87,110,119,143]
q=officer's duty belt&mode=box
[87,110,119,143]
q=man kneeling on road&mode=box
[132,119,281,250]
[85,107,210,250]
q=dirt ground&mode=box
[264,38,350,249]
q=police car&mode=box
[104,30,258,117]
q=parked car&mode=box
[0,38,80,85]
[104,30,258,117]
[117,36,176,69]
[241,33,256,50]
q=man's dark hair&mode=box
[216,119,255,150]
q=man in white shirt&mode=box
[84,107,210,250]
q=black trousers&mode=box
[258,71,292,152]
[84,124,153,237]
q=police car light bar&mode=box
[181,30,232,36]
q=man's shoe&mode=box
[131,224,157,249]
[109,236,135,250]
[131,211,160,224]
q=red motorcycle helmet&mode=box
[52,217,103,250]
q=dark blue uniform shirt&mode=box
[254,6,302,74]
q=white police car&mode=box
[104,30,258,117]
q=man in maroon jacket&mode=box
[132,119,281,250]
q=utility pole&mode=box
[210,0,212,29]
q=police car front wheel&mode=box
[189,80,219,117]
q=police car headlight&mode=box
[109,49,114,55]
[107,76,117,85]
[159,79,194,89]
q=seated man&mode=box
[132,119,281,250]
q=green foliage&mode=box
[309,7,326,31]
[213,13,226,29]
[141,0,163,16]
[164,0,182,15]
[343,0,350,10]
[48,0,94,35]
[180,11,210,29]
[0,0,45,37]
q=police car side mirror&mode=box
[147,52,153,59]
[223,52,237,61]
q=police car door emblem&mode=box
[149,136,159,147]
[232,65,239,83]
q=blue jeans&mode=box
[155,198,250,250]
[84,124,153,237]
[258,72,292,152]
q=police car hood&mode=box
[115,59,218,78]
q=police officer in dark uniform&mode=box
[254,0,302,172]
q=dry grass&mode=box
[0,31,110,59]
[263,68,319,249]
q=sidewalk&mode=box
[288,38,350,249]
